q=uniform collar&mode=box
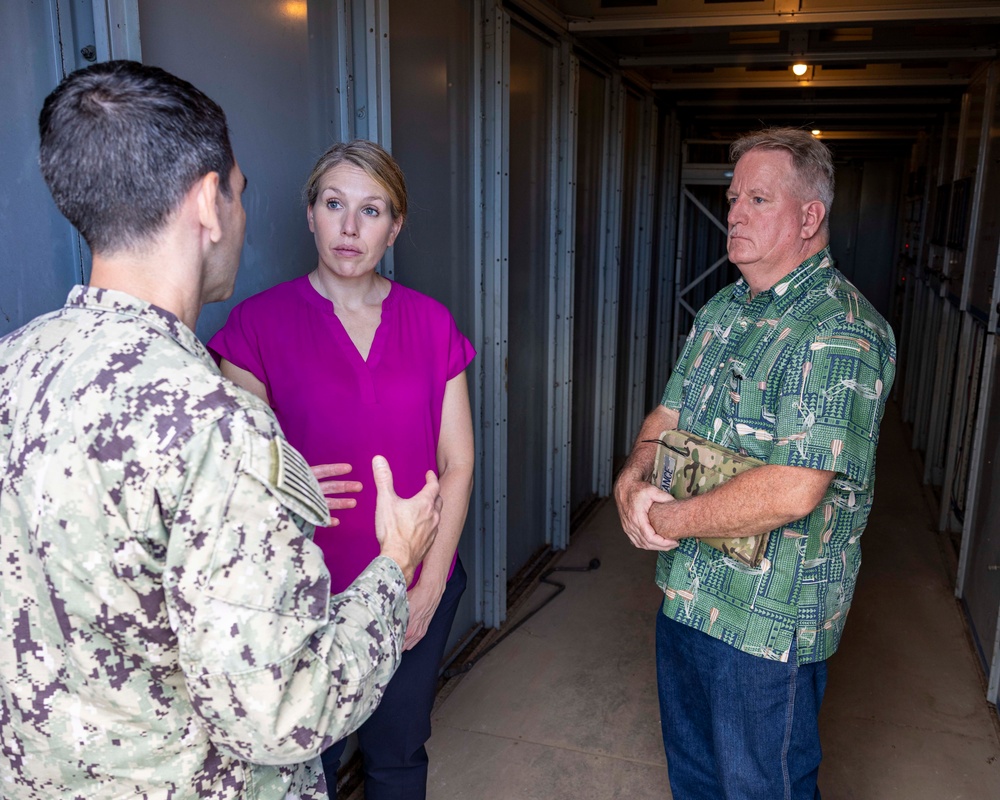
[65,285,212,363]
[730,246,833,311]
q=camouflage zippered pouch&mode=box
[649,429,770,568]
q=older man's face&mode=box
[725,148,808,277]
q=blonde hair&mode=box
[303,139,407,221]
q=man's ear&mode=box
[194,171,224,244]
[801,199,826,239]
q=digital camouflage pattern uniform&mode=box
[658,248,896,665]
[0,287,409,799]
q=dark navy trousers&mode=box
[322,558,467,800]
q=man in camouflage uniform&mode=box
[0,60,441,799]
[615,128,895,799]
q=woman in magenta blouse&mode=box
[209,140,475,799]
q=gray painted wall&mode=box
[138,0,326,343]
[0,1,83,338]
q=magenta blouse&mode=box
[208,275,476,593]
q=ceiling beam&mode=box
[652,74,970,90]
[570,6,1000,35]
[690,111,940,121]
[647,61,974,90]
[622,47,997,69]
[673,96,952,107]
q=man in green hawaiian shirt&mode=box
[0,61,441,799]
[615,128,895,799]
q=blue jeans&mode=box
[322,559,467,800]
[656,610,827,800]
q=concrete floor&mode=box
[424,405,1000,799]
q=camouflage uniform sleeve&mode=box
[160,407,409,765]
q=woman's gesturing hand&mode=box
[310,463,363,526]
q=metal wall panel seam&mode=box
[624,94,656,449]
[669,178,687,368]
[56,0,89,76]
[335,0,353,143]
[914,141,935,284]
[550,41,578,551]
[649,113,679,405]
[543,37,566,546]
[989,592,1000,703]
[596,74,624,496]
[910,291,933,446]
[900,281,927,422]
[923,304,959,485]
[357,0,376,142]
[940,91,971,285]
[374,0,391,148]
[93,0,140,61]
[911,292,940,451]
[960,63,998,312]
[893,266,914,405]
[938,314,977,530]
[956,333,996,598]
[368,0,394,278]
[469,0,487,626]
[584,64,613,496]
[52,0,91,282]
[958,325,988,515]
[479,3,510,627]
[987,68,1000,336]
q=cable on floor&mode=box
[441,558,601,679]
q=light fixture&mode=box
[811,129,821,136]
[280,1,307,20]
[792,63,809,77]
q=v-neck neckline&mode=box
[298,273,395,369]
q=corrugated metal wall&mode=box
[898,60,1000,705]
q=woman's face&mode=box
[308,163,402,280]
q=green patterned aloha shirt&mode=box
[658,247,896,664]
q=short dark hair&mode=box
[730,127,835,220]
[38,60,235,255]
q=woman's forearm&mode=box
[420,371,475,588]
[417,462,472,586]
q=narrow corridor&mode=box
[424,403,1000,799]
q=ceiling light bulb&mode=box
[792,63,809,77]
[812,129,821,136]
